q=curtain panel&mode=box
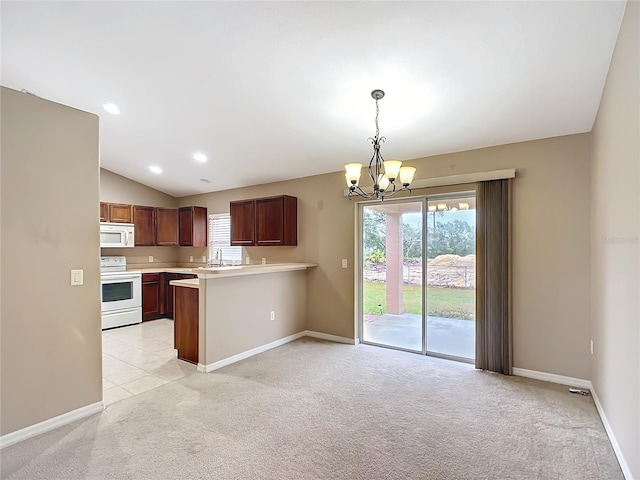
[475,179,512,374]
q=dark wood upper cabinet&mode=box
[100,202,133,223]
[156,208,179,246]
[133,206,156,246]
[255,196,297,246]
[230,200,256,246]
[230,195,297,246]
[99,202,109,222]
[108,203,134,223]
[179,206,208,247]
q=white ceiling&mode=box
[1,1,626,197]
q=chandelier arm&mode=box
[367,146,378,185]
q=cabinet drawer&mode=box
[142,273,160,283]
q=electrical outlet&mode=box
[202,255,206,262]
[246,257,250,265]
[270,311,275,321]
[590,339,594,355]
[148,255,154,263]
[189,256,193,262]
[341,259,348,269]
[262,258,266,265]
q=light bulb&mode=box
[344,163,362,183]
[378,174,390,191]
[399,166,416,186]
[428,204,437,212]
[437,203,447,211]
[345,173,358,188]
[383,160,402,180]
[459,202,470,210]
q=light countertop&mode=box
[169,278,199,289]
[134,263,317,279]
[135,267,200,275]
[198,263,317,279]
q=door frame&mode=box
[355,189,477,362]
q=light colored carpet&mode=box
[1,338,622,479]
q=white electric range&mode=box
[100,256,142,330]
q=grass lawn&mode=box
[363,282,475,320]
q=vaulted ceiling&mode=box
[1,1,627,197]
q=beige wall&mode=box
[100,168,181,267]
[200,270,307,365]
[1,87,102,435]
[590,1,639,478]
[179,133,592,380]
[100,168,176,207]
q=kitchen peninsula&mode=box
[170,263,316,372]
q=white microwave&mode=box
[100,222,135,248]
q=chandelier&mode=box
[345,89,416,200]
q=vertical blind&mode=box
[208,213,242,264]
[475,179,512,375]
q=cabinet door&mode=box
[179,206,208,247]
[163,273,180,319]
[142,275,161,321]
[174,286,199,364]
[133,206,156,246]
[255,197,285,246]
[156,208,179,246]
[230,200,255,246]
[109,203,133,223]
[100,202,109,222]
[179,207,209,247]
[178,208,193,246]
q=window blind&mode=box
[208,213,242,264]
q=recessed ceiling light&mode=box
[193,152,207,163]
[200,178,211,183]
[149,166,162,174]
[102,103,121,115]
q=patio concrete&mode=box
[363,313,475,359]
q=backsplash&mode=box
[101,246,180,268]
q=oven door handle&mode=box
[101,275,141,282]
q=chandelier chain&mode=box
[375,98,380,139]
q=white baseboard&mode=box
[198,331,307,373]
[590,384,634,480]
[512,367,591,389]
[513,368,633,479]
[0,401,104,449]
[304,330,357,345]
[197,330,357,373]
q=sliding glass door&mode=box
[359,193,476,362]
[425,196,476,361]
[360,200,424,352]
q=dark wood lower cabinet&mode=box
[163,273,180,318]
[142,274,161,321]
[142,272,196,321]
[174,286,199,364]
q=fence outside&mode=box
[363,255,476,289]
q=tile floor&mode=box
[102,319,196,406]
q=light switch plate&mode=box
[189,256,193,262]
[70,269,83,286]
[341,259,348,269]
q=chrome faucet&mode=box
[207,248,224,267]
